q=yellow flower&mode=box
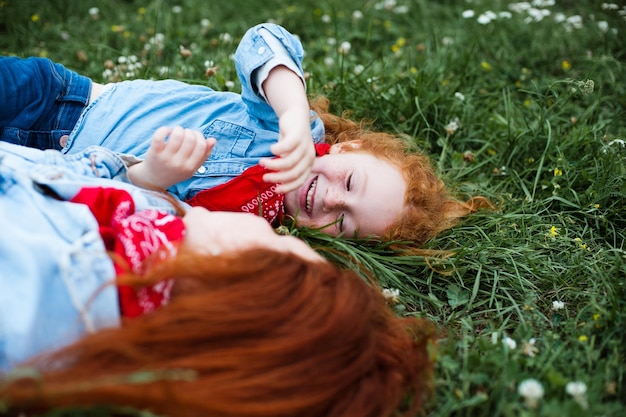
[391,44,400,53]
[579,335,588,342]
[524,99,532,107]
[410,67,417,74]
[31,14,39,22]
[561,60,572,70]
[594,204,600,209]
[487,148,496,156]
[138,7,146,14]
[593,313,600,321]
[481,61,492,71]
[549,226,559,238]
[554,168,563,176]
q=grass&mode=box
[1,0,625,415]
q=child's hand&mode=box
[128,126,215,189]
[260,107,315,195]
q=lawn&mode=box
[1,0,624,415]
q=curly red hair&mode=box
[311,96,492,244]
[1,248,435,417]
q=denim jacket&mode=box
[63,23,325,201]
[0,142,183,371]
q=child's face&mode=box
[284,143,407,238]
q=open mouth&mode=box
[305,177,318,214]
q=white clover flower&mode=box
[201,18,211,28]
[324,57,335,67]
[382,288,400,303]
[327,37,337,45]
[172,5,182,14]
[552,300,565,310]
[89,7,100,16]
[502,335,517,350]
[353,64,364,75]
[518,379,544,409]
[338,41,352,54]
[393,5,409,14]
[597,21,609,32]
[499,11,513,19]
[352,10,363,20]
[321,14,332,23]
[117,56,128,64]
[219,32,233,43]
[553,12,566,23]
[462,9,475,18]
[602,3,619,10]
[477,13,493,24]
[444,118,459,135]
[442,36,454,46]
[454,92,465,101]
[522,338,538,357]
[566,381,589,409]
[224,80,235,90]
[509,2,532,13]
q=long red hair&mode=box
[311,96,492,244]
[1,248,435,417]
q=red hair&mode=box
[311,96,492,244]
[1,248,435,417]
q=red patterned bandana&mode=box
[186,143,331,225]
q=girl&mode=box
[0,141,435,417]
[0,23,490,242]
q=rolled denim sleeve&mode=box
[235,23,306,120]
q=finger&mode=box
[150,126,172,154]
[176,128,201,158]
[260,148,309,171]
[270,137,300,155]
[165,126,185,153]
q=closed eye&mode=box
[338,214,345,233]
[346,173,352,191]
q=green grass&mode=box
[1,0,625,415]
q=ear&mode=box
[329,140,362,154]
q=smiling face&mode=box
[284,142,407,238]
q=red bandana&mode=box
[186,143,331,224]
[70,187,185,318]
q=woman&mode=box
[0,142,435,417]
[0,23,490,243]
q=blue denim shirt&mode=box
[0,142,183,371]
[63,23,325,201]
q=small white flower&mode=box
[324,57,335,67]
[117,56,128,64]
[219,32,233,43]
[454,91,465,101]
[321,14,331,23]
[352,10,363,20]
[502,335,517,350]
[353,64,364,75]
[172,5,182,14]
[552,300,565,310]
[499,11,513,19]
[442,36,454,46]
[201,18,211,28]
[338,41,352,54]
[518,378,544,409]
[224,80,235,90]
[444,118,460,135]
[566,381,589,409]
[597,21,609,32]
[89,7,100,16]
[393,5,409,14]
[382,288,400,303]
[477,13,493,24]
[602,3,619,10]
[522,338,538,357]
[327,37,337,45]
[462,9,475,18]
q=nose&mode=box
[322,186,346,213]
